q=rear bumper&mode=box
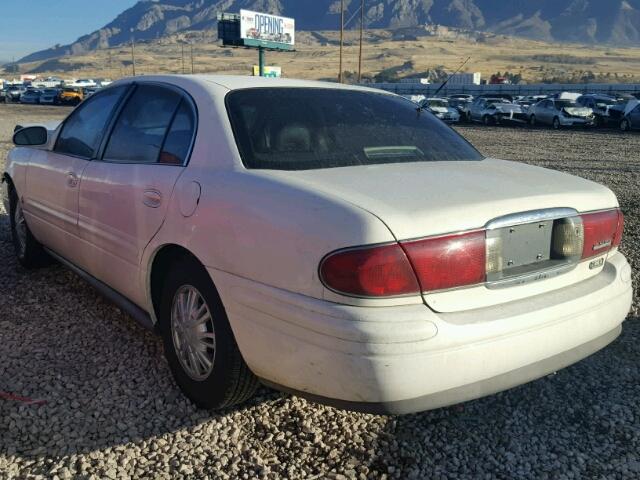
[210,252,632,414]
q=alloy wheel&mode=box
[171,285,216,381]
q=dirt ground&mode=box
[1,102,639,479]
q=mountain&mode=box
[17,0,640,64]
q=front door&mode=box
[77,83,197,306]
[23,86,127,266]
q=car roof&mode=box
[111,74,387,96]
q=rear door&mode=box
[77,82,197,305]
[630,105,640,129]
[24,86,127,266]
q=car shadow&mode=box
[373,315,640,477]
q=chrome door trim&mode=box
[485,208,579,230]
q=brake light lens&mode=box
[613,209,624,248]
[580,209,621,259]
[320,243,420,297]
[401,231,486,292]
[320,209,623,298]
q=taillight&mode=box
[580,209,621,259]
[613,209,624,248]
[320,209,623,298]
[401,231,486,292]
[320,243,420,297]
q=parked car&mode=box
[83,87,101,99]
[420,97,460,123]
[59,87,84,105]
[468,97,527,125]
[0,87,6,103]
[528,98,595,129]
[71,79,97,88]
[620,101,640,132]
[577,94,627,127]
[39,88,61,105]
[2,76,631,414]
[20,89,43,104]
[447,95,473,120]
[5,85,27,102]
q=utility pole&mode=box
[181,44,185,74]
[338,0,345,83]
[259,47,265,77]
[190,44,194,74]
[358,0,365,83]
[130,31,136,76]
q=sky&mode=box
[0,0,138,62]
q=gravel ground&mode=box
[0,104,638,479]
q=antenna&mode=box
[433,56,471,97]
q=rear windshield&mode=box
[226,88,483,171]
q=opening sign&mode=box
[240,10,295,47]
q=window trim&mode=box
[96,81,199,167]
[53,84,132,161]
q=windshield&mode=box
[427,99,448,108]
[486,99,508,105]
[226,88,483,171]
[556,100,578,108]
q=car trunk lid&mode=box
[261,159,619,312]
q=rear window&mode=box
[226,88,483,171]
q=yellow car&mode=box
[59,87,84,105]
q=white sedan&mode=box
[2,76,632,414]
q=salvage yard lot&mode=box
[1,103,638,479]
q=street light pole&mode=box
[339,0,345,83]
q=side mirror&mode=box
[13,126,48,146]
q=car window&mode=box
[54,85,127,159]
[159,100,196,165]
[103,84,182,164]
[226,88,483,171]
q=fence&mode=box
[365,82,640,97]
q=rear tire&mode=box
[483,115,493,126]
[552,117,561,130]
[9,187,48,268]
[621,119,631,132]
[158,255,259,410]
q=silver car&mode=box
[468,97,527,125]
[529,99,595,129]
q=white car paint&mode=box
[3,75,632,413]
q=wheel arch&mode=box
[147,243,208,325]
[2,172,16,211]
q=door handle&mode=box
[143,189,162,208]
[66,172,79,188]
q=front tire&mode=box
[159,255,259,409]
[529,115,536,127]
[9,187,48,268]
[553,117,561,130]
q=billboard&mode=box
[240,10,295,47]
[252,66,282,78]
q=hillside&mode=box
[12,29,640,86]
[17,0,640,64]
